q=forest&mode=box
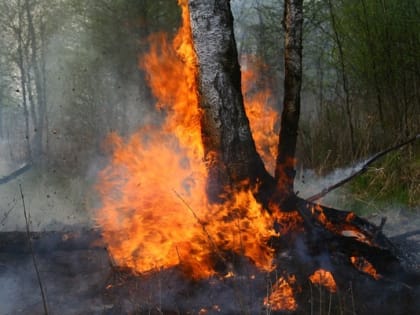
[0,0,418,220]
[0,0,419,314]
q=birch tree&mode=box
[188,0,303,205]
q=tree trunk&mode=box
[188,0,272,201]
[25,0,46,161]
[16,1,32,162]
[327,0,356,156]
[274,0,303,203]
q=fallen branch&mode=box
[307,134,419,202]
[0,163,32,185]
[19,184,49,315]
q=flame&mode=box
[309,269,337,293]
[264,275,298,311]
[241,57,278,174]
[350,256,382,280]
[270,203,304,234]
[95,0,279,279]
[311,205,374,246]
[140,0,202,158]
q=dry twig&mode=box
[307,134,419,202]
[173,189,229,268]
[19,184,49,315]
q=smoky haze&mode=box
[0,0,302,232]
[0,1,418,315]
[0,0,417,233]
[0,1,178,232]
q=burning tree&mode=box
[95,0,418,313]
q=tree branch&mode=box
[0,163,32,185]
[307,134,419,202]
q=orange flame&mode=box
[264,275,298,311]
[311,205,374,246]
[241,57,278,174]
[140,0,202,158]
[309,269,337,292]
[95,0,279,280]
[350,256,382,280]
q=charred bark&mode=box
[188,0,273,201]
[274,0,303,204]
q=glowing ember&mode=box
[95,0,279,279]
[309,269,337,292]
[351,256,382,280]
[270,203,304,234]
[311,205,374,246]
[264,275,298,311]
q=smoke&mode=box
[0,232,111,315]
[0,1,159,232]
[295,160,369,209]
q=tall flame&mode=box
[95,0,278,279]
[241,57,278,174]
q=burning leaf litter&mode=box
[309,269,337,293]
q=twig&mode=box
[0,200,17,225]
[307,134,419,202]
[19,184,49,315]
[172,189,228,267]
[328,291,332,315]
[349,281,356,315]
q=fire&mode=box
[140,0,202,158]
[95,0,279,279]
[241,57,278,174]
[270,203,304,234]
[264,275,298,311]
[350,256,382,280]
[309,269,337,292]
[311,204,374,246]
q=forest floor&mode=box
[0,164,419,314]
[0,207,418,315]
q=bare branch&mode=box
[307,134,419,202]
[173,189,228,268]
[0,163,32,185]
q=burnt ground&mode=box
[367,209,420,272]
[0,209,419,315]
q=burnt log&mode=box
[268,196,418,286]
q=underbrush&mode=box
[297,97,419,214]
[347,148,419,213]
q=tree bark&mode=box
[16,0,32,162]
[25,0,46,161]
[188,0,272,201]
[327,0,356,156]
[274,0,303,202]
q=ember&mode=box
[264,275,298,311]
[309,269,337,292]
[351,256,382,280]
